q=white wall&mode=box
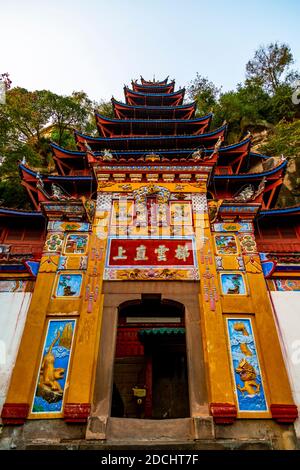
[0,292,32,414]
[271,292,300,437]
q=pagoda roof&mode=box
[19,163,95,210]
[132,81,175,94]
[124,87,185,106]
[0,207,44,217]
[112,98,196,119]
[74,124,227,151]
[260,204,300,216]
[19,144,289,212]
[214,158,287,180]
[51,142,85,158]
[51,136,276,177]
[19,163,92,182]
[95,112,212,137]
[141,76,169,85]
[17,153,286,195]
[50,142,88,175]
[51,136,252,164]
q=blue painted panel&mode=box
[221,273,246,295]
[56,273,82,297]
[227,318,267,412]
[32,319,76,414]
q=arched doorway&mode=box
[111,294,189,419]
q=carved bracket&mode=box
[210,402,237,424]
[64,403,91,423]
[1,403,29,425]
[270,404,298,423]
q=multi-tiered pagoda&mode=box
[0,76,299,449]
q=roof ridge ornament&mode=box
[232,177,266,203]
[84,139,93,153]
[191,148,205,162]
[36,172,75,201]
[101,149,114,161]
[50,183,74,201]
[145,152,160,162]
[243,130,252,140]
[211,136,223,157]
[191,135,224,162]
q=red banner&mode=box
[107,238,195,266]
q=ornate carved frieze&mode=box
[40,200,90,222]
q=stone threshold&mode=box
[86,416,216,441]
[21,439,273,451]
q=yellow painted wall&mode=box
[3,183,296,422]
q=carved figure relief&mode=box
[32,319,76,414]
[226,318,267,412]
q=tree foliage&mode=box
[259,120,300,157]
[187,74,221,116]
[245,42,294,93]
[96,100,114,119]
[213,82,273,142]
[0,85,100,207]
[189,43,299,142]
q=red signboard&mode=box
[107,238,195,266]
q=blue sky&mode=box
[2,0,300,101]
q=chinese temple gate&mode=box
[0,76,299,449]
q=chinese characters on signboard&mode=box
[107,238,195,267]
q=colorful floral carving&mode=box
[104,267,199,281]
[274,279,300,291]
[239,234,257,253]
[44,233,64,253]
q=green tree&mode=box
[0,96,42,208]
[246,42,294,93]
[0,137,41,209]
[45,91,90,145]
[270,83,299,122]
[0,87,98,207]
[187,74,221,116]
[96,100,114,118]
[259,120,300,157]
[4,87,51,145]
[213,82,272,142]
